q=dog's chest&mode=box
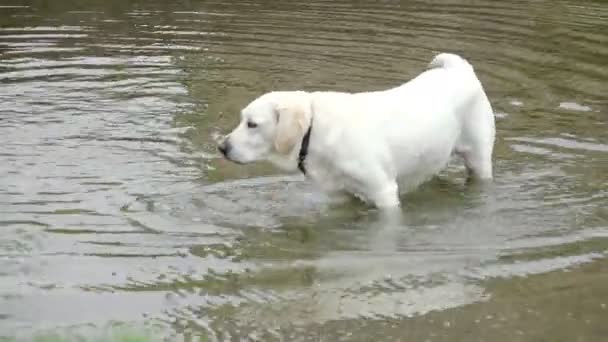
[306,157,371,199]
[307,157,350,192]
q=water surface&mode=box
[1,0,607,340]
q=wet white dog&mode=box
[218,53,495,208]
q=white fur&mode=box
[220,53,495,208]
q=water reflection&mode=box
[0,0,607,340]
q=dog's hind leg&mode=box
[458,94,496,181]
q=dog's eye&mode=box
[247,121,258,129]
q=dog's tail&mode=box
[428,53,474,71]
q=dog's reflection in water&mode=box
[368,206,405,254]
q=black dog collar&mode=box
[297,121,312,175]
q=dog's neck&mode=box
[267,121,314,175]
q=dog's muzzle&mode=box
[218,139,231,157]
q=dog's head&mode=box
[218,91,312,166]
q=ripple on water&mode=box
[1,0,607,339]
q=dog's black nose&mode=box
[218,141,230,156]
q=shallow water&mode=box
[1,0,607,340]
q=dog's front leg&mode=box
[343,163,400,209]
[366,181,400,208]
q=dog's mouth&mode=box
[217,142,256,165]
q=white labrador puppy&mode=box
[218,53,495,208]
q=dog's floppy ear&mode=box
[273,94,311,155]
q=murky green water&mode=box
[1,0,607,340]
